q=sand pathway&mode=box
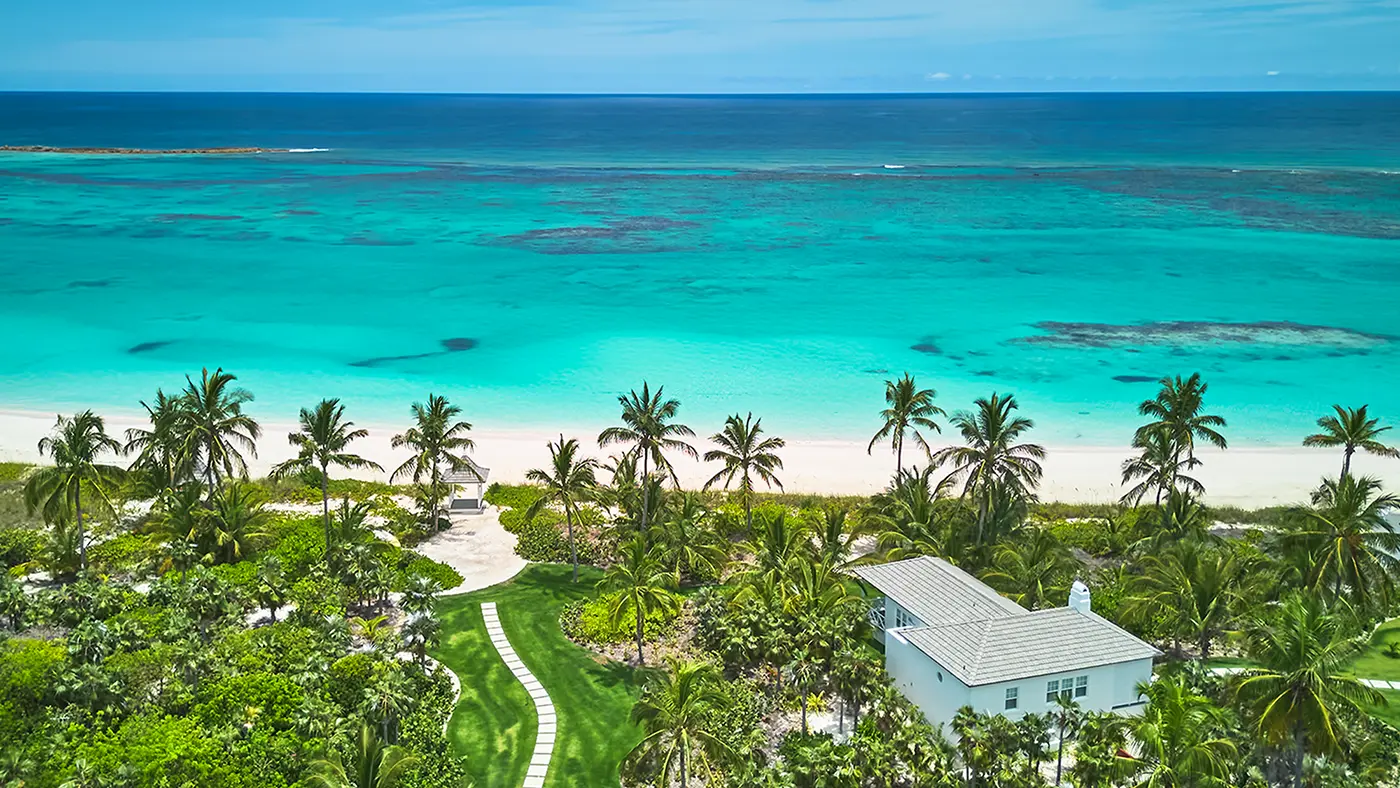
[414,506,528,594]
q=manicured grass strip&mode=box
[435,598,536,788]
[1343,619,1400,682]
[433,564,653,788]
[1370,689,1400,730]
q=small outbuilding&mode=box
[444,458,490,514]
[853,556,1160,725]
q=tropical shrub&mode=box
[0,526,43,568]
[484,483,544,511]
[0,638,65,738]
[88,532,155,573]
[286,572,348,621]
[65,713,258,788]
[195,672,305,730]
[499,504,563,534]
[559,595,681,646]
[326,652,377,711]
[400,553,463,591]
[513,518,601,564]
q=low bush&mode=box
[195,671,305,730]
[499,505,563,534]
[558,594,680,646]
[0,526,44,568]
[400,553,463,590]
[326,652,378,712]
[88,532,155,574]
[255,476,402,505]
[484,483,544,512]
[513,519,601,565]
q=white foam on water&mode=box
[286,148,331,153]
[882,164,905,169]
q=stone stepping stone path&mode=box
[1360,678,1400,691]
[482,602,555,788]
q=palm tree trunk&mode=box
[1342,446,1353,478]
[321,460,331,566]
[679,747,687,788]
[639,450,651,535]
[1293,725,1306,788]
[801,692,809,735]
[1055,721,1066,785]
[896,434,903,480]
[1198,631,1211,663]
[430,457,439,531]
[75,484,86,571]
[635,602,646,666]
[566,506,578,583]
[206,432,217,497]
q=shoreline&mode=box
[0,408,1387,507]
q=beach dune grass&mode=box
[432,563,652,788]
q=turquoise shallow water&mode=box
[1,93,1399,444]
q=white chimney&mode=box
[1069,580,1091,614]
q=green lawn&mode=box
[1342,619,1400,682]
[432,564,653,788]
[1371,689,1400,730]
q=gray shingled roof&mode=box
[898,608,1162,686]
[852,556,1027,626]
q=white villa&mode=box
[852,556,1160,725]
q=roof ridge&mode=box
[967,619,992,683]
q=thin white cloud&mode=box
[1267,69,1281,75]
[926,72,952,80]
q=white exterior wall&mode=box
[885,629,971,725]
[966,658,1154,720]
[875,598,924,646]
[886,647,1156,725]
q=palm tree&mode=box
[1304,404,1398,478]
[123,390,192,493]
[1051,694,1082,786]
[306,722,419,788]
[627,659,735,787]
[204,481,270,563]
[813,506,866,571]
[1121,428,1205,507]
[598,536,680,665]
[23,411,126,571]
[272,399,383,563]
[524,436,599,583]
[1124,540,1248,662]
[703,412,785,530]
[980,529,1076,611]
[932,393,1045,546]
[597,382,696,533]
[1283,474,1400,610]
[177,368,262,494]
[255,556,287,623]
[1133,373,1227,469]
[390,394,474,532]
[656,491,728,583]
[1118,675,1238,788]
[1237,594,1385,788]
[868,373,946,478]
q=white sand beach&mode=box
[0,408,1391,508]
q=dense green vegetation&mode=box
[4,365,1400,788]
[0,371,470,787]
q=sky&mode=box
[2,0,1399,92]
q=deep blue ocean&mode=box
[1,92,1399,444]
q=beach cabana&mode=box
[445,458,490,514]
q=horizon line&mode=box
[3,88,1400,97]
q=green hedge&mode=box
[402,553,463,590]
[484,483,544,511]
[513,519,601,565]
[0,527,43,568]
[499,505,563,535]
[254,477,403,505]
[558,595,681,646]
[89,533,156,574]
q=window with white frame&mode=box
[1005,687,1019,710]
[1047,676,1088,703]
[892,607,916,628]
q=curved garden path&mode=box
[482,602,556,788]
[416,507,528,594]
